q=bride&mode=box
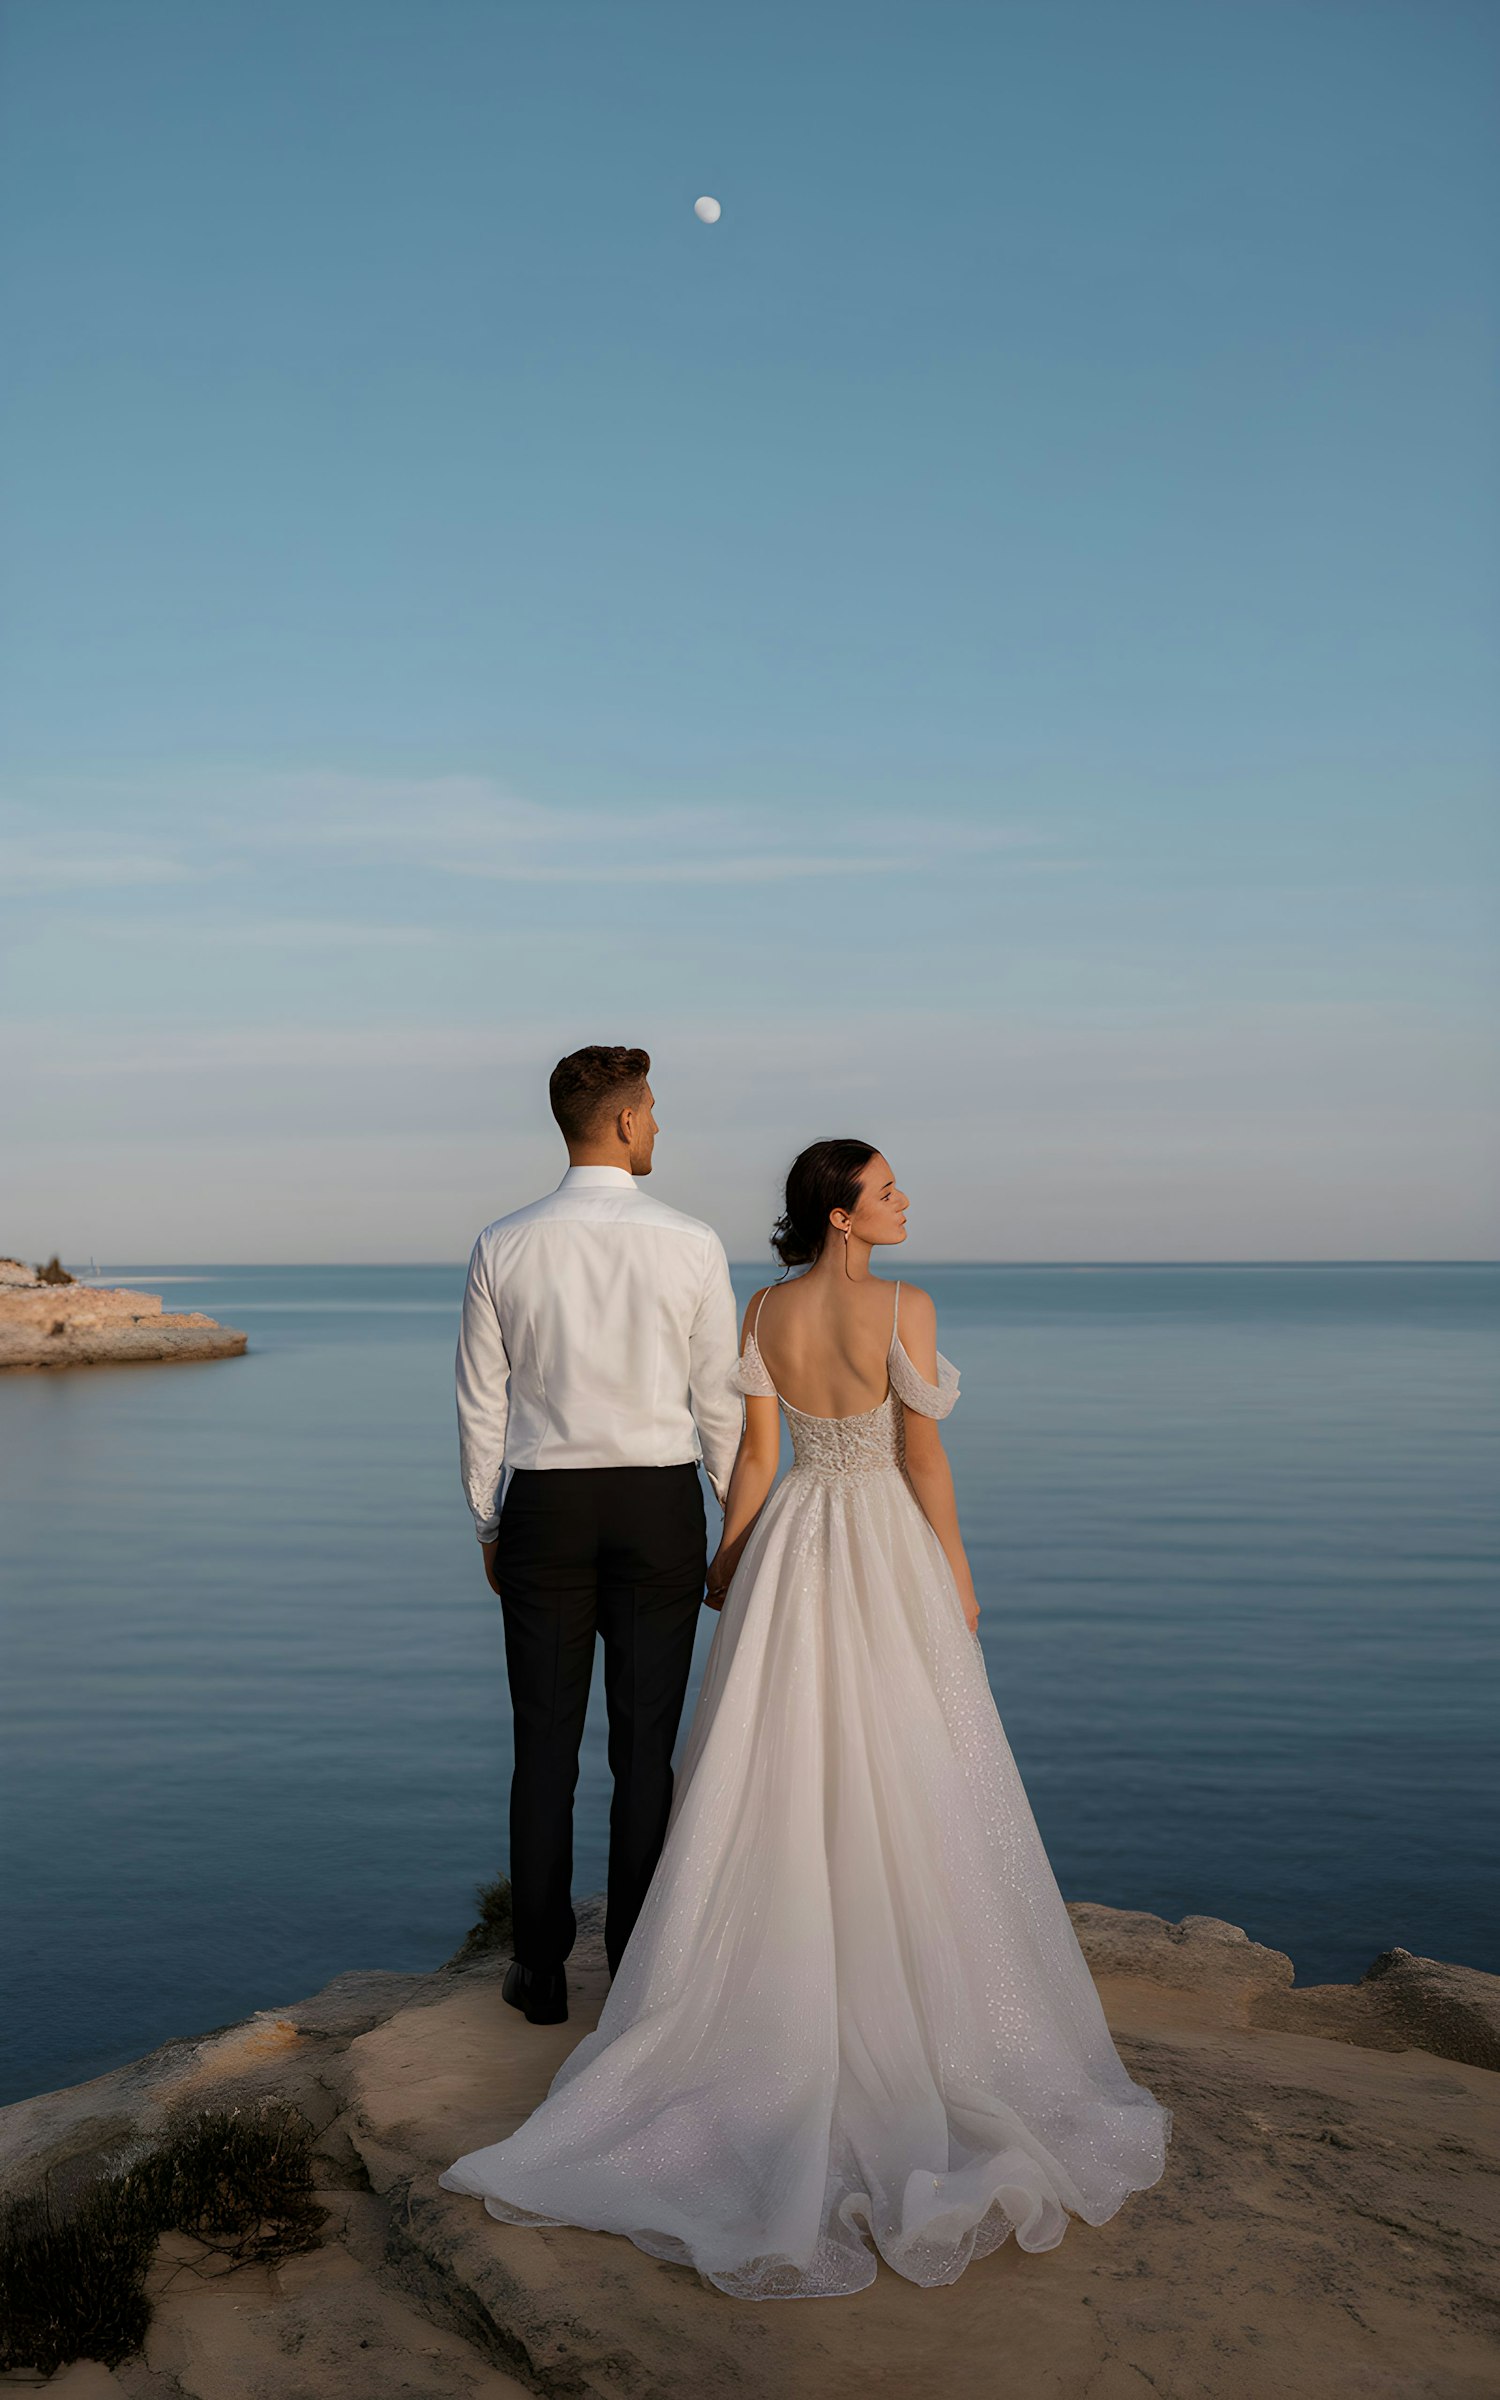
[439,1138,1172,2298]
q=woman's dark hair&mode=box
[771,1139,878,1271]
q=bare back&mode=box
[748,1273,902,1420]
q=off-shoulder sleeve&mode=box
[889,1342,960,1420]
[729,1341,776,1399]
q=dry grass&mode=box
[448,1871,514,1963]
[0,2099,328,2374]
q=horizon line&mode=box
[65,1256,1500,1275]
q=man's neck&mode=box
[565,1150,636,1175]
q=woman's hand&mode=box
[951,1560,980,1636]
[705,1549,733,1611]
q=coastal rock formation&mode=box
[1070,1901,1500,2068]
[2,1902,1497,2398]
[0,1261,245,1372]
[1066,1900,1296,2004]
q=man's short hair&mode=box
[549,1045,651,1144]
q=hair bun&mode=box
[769,1211,816,1270]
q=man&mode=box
[455,1045,741,2024]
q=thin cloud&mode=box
[511,852,905,884]
[16,994,1472,1092]
[2,770,1068,895]
[1,839,195,897]
[18,1019,542,1078]
[212,774,1059,883]
[62,915,443,951]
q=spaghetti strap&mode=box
[889,1279,902,1350]
[730,1288,779,1401]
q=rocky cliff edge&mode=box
[2,1900,1496,2400]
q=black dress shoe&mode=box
[502,1960,568,2025]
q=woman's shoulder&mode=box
[893,1279,936,1328]
[739,1283,775,1336]
[889,1281,959,1418]
[891,1281,941,1378]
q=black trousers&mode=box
[495,1463,707,1978]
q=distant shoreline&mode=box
[0,1262,247,1373]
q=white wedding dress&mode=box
[439,1288,1171,2298]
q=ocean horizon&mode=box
[2,1258,1496,2109]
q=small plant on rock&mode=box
[0,2099,327,2375]
[449,1871,515,1962]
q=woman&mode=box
[440,1139,1171,2298]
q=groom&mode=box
[455,1045,741,2023]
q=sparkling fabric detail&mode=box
[889,1336,960,1419]
[783,1392,903,1485]
[440,1311,1172,2297]
[727,1333,777,1399]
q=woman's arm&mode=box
[895,1288,979,1632]
[705,1292,781,1609]
[706,1398,780,1607]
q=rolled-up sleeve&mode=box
[688,1237,742,1507]
[455,1237,510,1541]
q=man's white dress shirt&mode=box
[456,1164,742,1542]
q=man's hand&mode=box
[481,1538,503,1598]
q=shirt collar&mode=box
[556,1164,639,1192]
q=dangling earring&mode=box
[841,1223,855,1281]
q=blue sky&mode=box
[1,0,1495,1261]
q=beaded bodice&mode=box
[784,1388,905,1484]
[729,1283,960,1487]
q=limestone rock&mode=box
[1068,1901,1296,2004]
[341,1939,1500,2400]
[6,1911,1500,2398]
[0,1269,245,1371]
[1357,1946,1500,2074]
[15,2365,131,2395]
[274,1967,450,2043]
[136,2199,533,2399]
[0,2005,361,2212]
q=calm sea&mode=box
[2,1263,1496,2107]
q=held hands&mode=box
[705,1503,745,1612]
[481,1538,503,1598]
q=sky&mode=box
[1,0,1495,1264]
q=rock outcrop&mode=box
[2,1901,1497,2397]
[0,1261,245,1372]
[1071,1900,1500,2068]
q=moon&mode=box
[693,196,721,225]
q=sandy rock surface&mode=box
[0,1266,245,1371]
[3,1904,1497,2399]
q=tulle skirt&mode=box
[439,1462,1171,2297]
